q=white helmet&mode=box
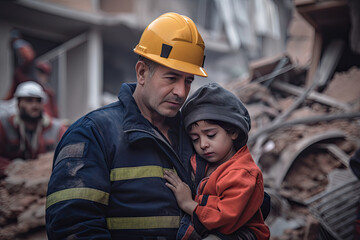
[14,81,47,102]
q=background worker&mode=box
[46,12,207,239]
[5,29,36,100]
[0,81,67,177]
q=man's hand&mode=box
[164,170,198,216]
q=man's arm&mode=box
[46,118,111,239]
[13,39,35,67]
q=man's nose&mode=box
[172,80,186,99]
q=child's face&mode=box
[188,120,238,165]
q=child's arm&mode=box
[164,170,198,216]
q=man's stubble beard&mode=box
[20,110,42,123]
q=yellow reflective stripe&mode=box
[46,187,109,209]
[107,216,180,229]
[110,166,175,181]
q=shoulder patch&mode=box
[55,142,85,166]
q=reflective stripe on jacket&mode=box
[46,83,194,239]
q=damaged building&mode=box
[227,0,360,239]
[0,0,359,239]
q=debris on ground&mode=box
[0,153,52,240]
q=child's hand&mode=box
[164,170,198,215]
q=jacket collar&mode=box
[118,83,181,135]
[118,83,153,133]
[118,83,194,189]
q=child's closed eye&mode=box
[207,133,216,139]
[191,137,199,143]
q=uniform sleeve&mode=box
[46,118,112,239]
[193,169,264,234]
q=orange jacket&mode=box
[192,146,270,239]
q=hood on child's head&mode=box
[181,83,251,147]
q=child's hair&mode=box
[187,119,246,150]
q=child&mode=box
[164,83,270,240]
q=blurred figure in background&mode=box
[5,29,37,100]
[0,81,67,178]
[4,29,59,118]
[35,60,59,118]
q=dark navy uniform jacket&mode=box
[46,83,194,240]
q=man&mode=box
[0,81,67,177]
[5,29,36,100]
[46,12,207,239]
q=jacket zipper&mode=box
[124,128,187,170]
[125,128,191,217]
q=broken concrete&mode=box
[0,153,52,240]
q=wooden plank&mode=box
[271,81,351,111]
[316,144,350,168]
[294,0,316,6]
[248,112,360,144]
[296,0,349,29]
[314,39,345,90]
[296,0,348,13]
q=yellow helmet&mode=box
[134,12,208,77]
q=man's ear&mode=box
[135,61,147,85]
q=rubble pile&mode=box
[0,153,52,240]
[226,57,360,239]
[225,1,360,237]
